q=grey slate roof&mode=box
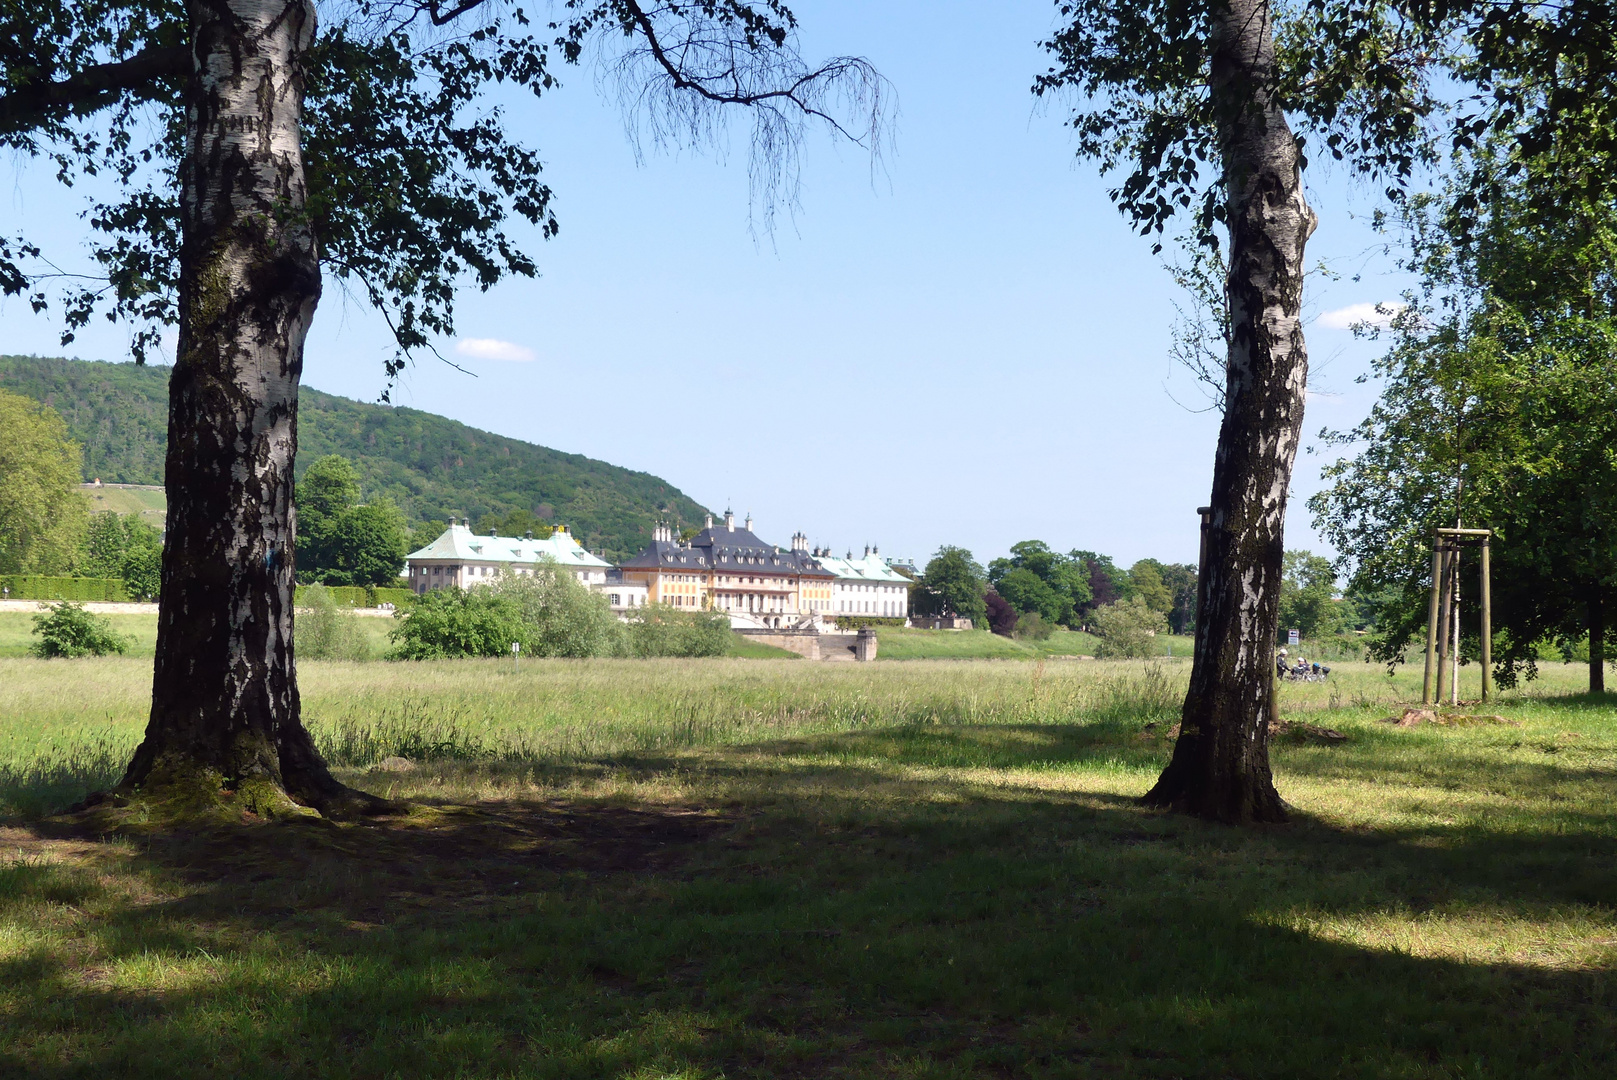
[620,523,835,578]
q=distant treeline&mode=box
[909,541,1370,648]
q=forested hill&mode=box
[0,355,709,561]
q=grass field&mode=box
[876,626,1196,660]
[1,655,1613,1076]
[2,612,801,662]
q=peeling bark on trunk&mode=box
[1142,0,1315,823]
[1592,587,1606,695]
[119,0,379,817]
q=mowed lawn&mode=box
[1,656,1614,1077]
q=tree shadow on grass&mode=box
[0,728,1615,1078]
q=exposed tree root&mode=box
[68,759,402,831]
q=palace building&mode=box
[616,511,837,629]
[404,518,612,594]
[812,545,914,620]
[403,512,910,630]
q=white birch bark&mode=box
[1144,0,1315,822]
[119,0,375,814]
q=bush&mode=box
[387,588,528,660]
[625,604,732,657]
[30,602,130,658]
[834,615,907,631]
[1090,597,1168,659]
[1013,611,1055,641]
[296,584,372,661]
[495,564,624,658]
[0,575,129,602]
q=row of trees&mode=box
[0,389,162,597]
[0,396,410,597]
[913,540,1359,653]
[910,541,1198,638]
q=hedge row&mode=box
[294,584,416,609]
[0,576,131,602]
[0,578,417,608]
[832,616,908,631]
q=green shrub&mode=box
[625,604,732,658]
[494,563,624,658]
[296,584,372,661]
[1013,611,1056,641]
[0,576,129,602]
[29,602,130,658]
[1091,597,1168,659]
[386,588,527,660]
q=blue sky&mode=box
[1,1,1410,570]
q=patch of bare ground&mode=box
[1386,707,1522,728]
[24,800,733,922]
[1142,719,1347,743]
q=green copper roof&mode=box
[815,551,912,584]
[405,522,612,569]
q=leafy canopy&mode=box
[0,390,87,575]
[914,546,988,627]
[1091,597,1168,659]
[297,455,410,587]
[988,541,1092,627]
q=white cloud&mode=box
[455,337,537,363]
[1318,301,1403,330]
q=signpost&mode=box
[511,640,521,672]
[1287,629,1300,647]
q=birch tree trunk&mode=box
[117,0,379,816]
[1142,0,1316,823]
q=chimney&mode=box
[705,512,714,528]
[745,513,753,531]
[863,544,870,557]
[724,508,735,531]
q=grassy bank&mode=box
[0,657,1613,1077]
[876,626,1196,660]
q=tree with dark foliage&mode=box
[984,590,1019,637]
[1,0,886,816]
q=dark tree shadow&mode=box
[1,722,1614,1078]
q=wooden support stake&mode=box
[1423,539,1443,705]
[1436,545,1454,705]
[1449,546,1461,705]
[1480,536,1492,703]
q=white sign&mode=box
[1287,629,1300,646]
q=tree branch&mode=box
[620,0,870,144]
[0,44,188,138]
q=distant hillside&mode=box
[0,356,708,561]
[81,484,167,527]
